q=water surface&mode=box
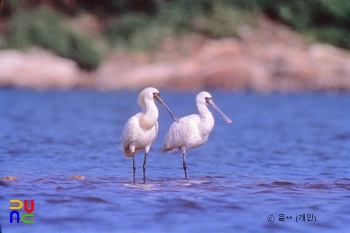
[1,89,349,232]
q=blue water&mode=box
[1,89,349,233]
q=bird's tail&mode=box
[162,147,170,153]
[162,145,178,153]
[123,147,133,158]
[121,142,134,158]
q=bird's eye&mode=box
[153,92,160,99]
[205,97,211,103]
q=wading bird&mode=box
[162,91,232,179]
[121,87,178,183]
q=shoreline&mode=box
[1,18,350,93]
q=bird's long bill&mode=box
[208,99,232,124]
[155,96,179,122]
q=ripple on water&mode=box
[271,181,296,186]
[304,183,331,190]
[123,182,158,190]
[174,198,203,210]
[46,199,73,204]
[333,133,350,141]
[1,89,350,233]
[74,196,109,203]
[122,176,216,191]
[0,180,11,186]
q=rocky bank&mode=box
[1,17,349,92]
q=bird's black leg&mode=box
[143,152,147,184]
[132,153,136,183]
[182,152,188,179]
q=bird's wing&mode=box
[162,114,200,152]
[153,121,159,143]
[121,113,142,157]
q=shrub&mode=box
[105,13,151,47]
[311,26,350,49]
[6,8,102,69]
[191,3,256,38]
[128,23,174,50]
[104,1,256,50]
[106,13,176,51]
[256,0,350,49]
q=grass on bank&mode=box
[104,2,256,50]
[5,8,102,70]
[1,0,349,70]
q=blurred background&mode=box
[1,2,350,232]
[0,0,349,91]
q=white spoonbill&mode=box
[162,91,232,179]
[121,87,178,183]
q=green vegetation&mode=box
[1,0,349,70]
[256,0,350,49]
[105,14,174,50]
[190,3,256,38]
[103,0,350,50]
[5,7,102,69]
[104,1,255,50]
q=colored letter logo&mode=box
[9,200,35,224]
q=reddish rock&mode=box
[96,17,350,92]
[1,17,350,92]
[0,48,87,89]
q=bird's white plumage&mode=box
[122,112,159,157]
[121,87,178,183]
[162,91,215,153]
[162,91,231,178]
[121,87,160,157]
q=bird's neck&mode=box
[140,101,158,129]
[197,103,214,133]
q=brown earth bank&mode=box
[1,17,350,92]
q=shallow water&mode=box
[1,89,349,233]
